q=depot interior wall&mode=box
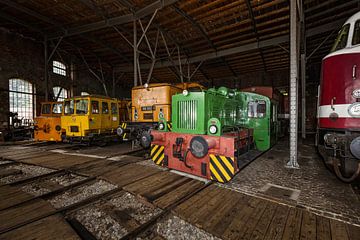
[0,29,105,126]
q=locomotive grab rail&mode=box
[331,97,336,111]
[353,65,357,80]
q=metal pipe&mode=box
[44,36,48,101]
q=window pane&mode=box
[102,102,109,114]
[111,103,118,114]
[91,101,99,114]
[64,100,74,115]
[53,86,68,101]
[248,100,266,118]
[353,20,360,45]
[76,99,88,114]
[53,61,66,76]
[41,104,51,114]
[331,24,350,52]
[52,103,63,114]
[9,78,34,123]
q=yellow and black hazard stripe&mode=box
[150,144,165,165]
[167,122,172,131]
[209,154,235,183]
[120,123,127,139]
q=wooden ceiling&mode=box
[0,0,359,86]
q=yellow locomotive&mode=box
[34,101,64,142]
[61,95,130,143]
[117,82,205,148]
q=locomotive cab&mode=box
[317,11,360,182]
[34,102,64,142]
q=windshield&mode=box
[353,20,360,46]
[64,100,74,115]
[248,100,266,118]
[41,104,51,114]
[331,24,350,52]
[52,103,63,114]
[76,99,88,114]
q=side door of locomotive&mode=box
[101,100,111,131]
[90,100,101,132]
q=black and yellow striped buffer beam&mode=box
[150,144,165,165]
[120,123,127,139]
[167,122,172,131]
[209,154,235,183]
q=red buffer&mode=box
[151,129,253,183]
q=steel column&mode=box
[133,20,138,87]
[44,36,49,101]
[287,0,300,169]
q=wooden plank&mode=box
[329,219,350,240]
[0,214,80,240]
[202,190,244,235]
[0,168,22,178]
[187,187,235,229]
[154,180,204,209]
[346,224,360,240]
[100,164,161,187]
[0,185,33,210]
[282,208,303,240]
[248,202,278,239]
[238,198,270,240]
[0,199,55,232]
[264,204,290,240]
[300,211,317,240]
[316,215,331,240]
[174,185,219,219]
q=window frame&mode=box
[247,100,267,119]
[352,19,360,46]
[331,23,351,52]
[52,61,67,76]
[64,100,74,115]
[91,101,100,114]
[8,78,36,123]
[102,102,109,114]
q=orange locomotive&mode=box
[34,102,64,142]
[117,82,205,148]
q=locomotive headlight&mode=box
[350,137,360,159]
[348,103,360,117]
[159,122,165,130]
[352,89,360,98]
[190,136,209,158]
[209,125,217,134]
[183,90,189,96]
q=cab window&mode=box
[102,102,109,114]
[352,20,360,46]
[91,101,99,114]
[111,103,118,114]
[52,103,63,114]
[64,100,74,115]
[331,24,350,52]
[75,99,88,114]
[248,100,266,118]
[41,104,51,114]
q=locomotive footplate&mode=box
[151,129,254,183]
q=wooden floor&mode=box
[0,143,359,240]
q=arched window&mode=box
[9,79,35,121]
[53,86,68,101]
[53,60,66,76]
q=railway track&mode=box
[0,142,263,239]
[1,142,358,240]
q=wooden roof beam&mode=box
[48,0,180,39]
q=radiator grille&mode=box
[178,100,197,130]
[143,113,153,120]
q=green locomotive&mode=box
[151,86,278,182]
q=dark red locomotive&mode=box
[317,11,360,182]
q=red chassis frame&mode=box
[150,129,253,183]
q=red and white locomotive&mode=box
[317,11,360,182]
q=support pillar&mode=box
[133,20,138,87]
[287,0,300,169]
[44,36,48,101]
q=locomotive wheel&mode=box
[333,158,360,183]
